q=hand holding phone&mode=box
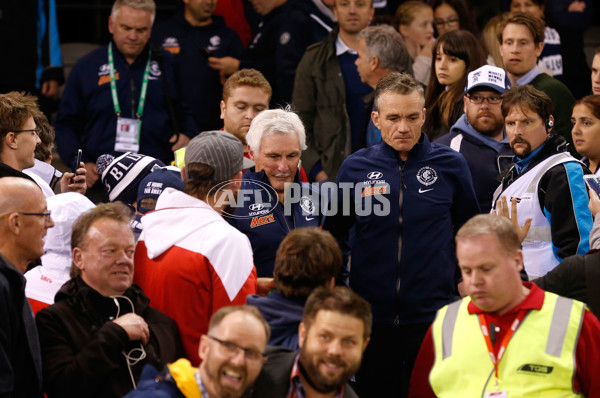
[584,174,600,199]
[71,149,83,184]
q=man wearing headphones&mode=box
[491,85,592,280]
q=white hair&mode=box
[111,0,156,24]
[246,108,307,153]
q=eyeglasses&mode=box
[466,94,503,105]
[0,210,52,222]
[11,129,41,135]
[434,16,459,28]
[207,335,265,362]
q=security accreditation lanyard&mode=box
[108,42,151,153]
[478,310,528,398]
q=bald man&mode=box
[0,177,54,397]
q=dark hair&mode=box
[574,95,600,121]
[430,0,479,36]
[274,228,342,300]
[209,305,271,341]
[501,85,553,120]
[424,30,486,135]
[33,111,55,162]
[374,72,424,111]
[497,11,545,46]
[0,92,39,138]
[303,287,373,340]
[70,202,133,278]
[184,163,219,199]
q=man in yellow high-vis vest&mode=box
[409,214,600,398]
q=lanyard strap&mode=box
[478,310,528,379]
[108,42,151,118]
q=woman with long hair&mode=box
[430,0,479,37]
[424,29,486,141]
[572,95,600,174]
[396,1,435,86]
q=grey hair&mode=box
[246,107,307,153]
[111,0,156,24]
[358,25,413,75]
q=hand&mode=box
[257,277,275,296]
[169,133,191,152]
[84,162,99,188]
[589,190,600,217]
[315,170,329,182]
[495,195,532,243]
[41,80,59,97]
[60,162,87,194]
[568,0,586,12]
[418,37,435,58]
[208,56,240,76]
[113,313,150,344]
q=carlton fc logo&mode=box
[367,171,383,180]
[299,196,315,215]
[417,167,437,186]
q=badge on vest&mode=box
[485,391,507,398]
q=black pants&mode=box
[352,322,430,398]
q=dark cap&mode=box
[184,131,254,181]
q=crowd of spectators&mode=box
[1,0,600,396]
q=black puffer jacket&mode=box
[36,277,184,398]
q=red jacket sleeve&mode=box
[408,326,436,398]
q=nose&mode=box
[45,215,55,228]
[229,348,246,366]
[572,121,581,136]
[326,339,343,356]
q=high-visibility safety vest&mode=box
[491,152,575,278]
[430,292,585,397]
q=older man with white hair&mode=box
[230,108,321,278]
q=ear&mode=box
[515,249,524,272]
[398,24,409,38]
[327,277,335,288]
[219,100,226,120]
[4,132,18,150]
[298,322,306,349]
[362,337,370,352]
[108,16,115,35]
[371,111,380,130]
[5,213,21,235]
[463,96,468,114]
[248,147,256,161]
[198,334,210,362]
[232,171,243,190]
[547,115,554,133]
[371,55,380,71]
[180,166,186,181]
[534,42,544,58]
[422,107,427,122]
[72,247,85,272]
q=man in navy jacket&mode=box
[55,0,197,192]
[324,72,479,397]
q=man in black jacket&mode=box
[0,177,54,398]
[249,286,371,398]
[36,202,183,398]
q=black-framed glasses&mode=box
[466,94,503,105]
[207,335,265,362]
[10,129,41,135]
[0,210,52,222]
[434,16,459,28]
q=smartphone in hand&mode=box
[584,174,600,199]
[71,149,82,183]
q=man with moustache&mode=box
[409,214,600,397]
[491,85,592,280]
[229,108,320,278]
[125,305,270,398]
[36,202,183,398]
[498,12,574,153]
[249,286,371,398]
[436,65,513,213]
[0,177,54,398]
[134,131,257,366]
